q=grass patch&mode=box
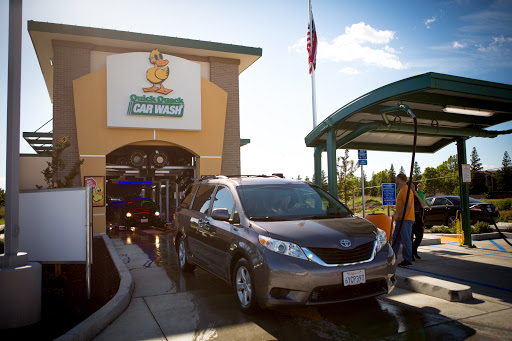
[0,205,4,225]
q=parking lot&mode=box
[96,226,512,340]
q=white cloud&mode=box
[290,22,404,70]
[477,35,512,52]
[452,41,465,49]
[424,16,437,29]
[340,67,360,75]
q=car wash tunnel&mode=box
[305,72,512,246]
[105,145,196,227]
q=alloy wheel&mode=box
[236,265,252,307]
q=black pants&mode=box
[412,217,424,256]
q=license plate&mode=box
[487,208,492,212]
[141,218,149,223]
[343,269,366,286]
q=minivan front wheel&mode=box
[178,236,195,272]
[234,258,258,313]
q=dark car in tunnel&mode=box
[173,175,396,313]
[123,198,161,227]
[424,195,500,227]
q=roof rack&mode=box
[199,174,283,180]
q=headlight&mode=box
[375,228,388,252]
[258,235,307,260]
[126,212,132,218]
[154,211,160,216]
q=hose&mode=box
[392,107,417,250]
[480,203,512,247]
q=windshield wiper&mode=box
[250,216,290,221]
[301,214,350,220]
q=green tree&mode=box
[304,175,311,182]
[413,161,421,181]
[399,166,406,175]
[423,167,440,196]
[320,170,328,191]
[296,174,303,180]
[438,155,458,194]
[337,149,359,203]
[495,151,512,192]
[469,147,486,194]
[388,164,396,183]
[0,187,5,206]
[38,136,84,189]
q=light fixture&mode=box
[49,57,53,66]
[443,106,494,117]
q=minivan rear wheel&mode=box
[178,236,195,272]
[234,258,258,313]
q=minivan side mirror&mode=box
[211,208,230,222]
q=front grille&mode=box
[309,280,386,303]
[308,242,374,265]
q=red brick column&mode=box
[52,42,91,186]
[210,60,240,175]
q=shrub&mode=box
[472,221,493,234]
[430,226,457,234]
[499,211,512,222]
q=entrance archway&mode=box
[105,144,196,227]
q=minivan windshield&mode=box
[237,183,352,221]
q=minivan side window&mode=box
[211,186,236,217]
[192,185,216,214]
[181,185,198,209]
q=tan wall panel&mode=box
[196,158,222,176]
[93,209,106,234]
[19,155,51,191]
[73,69,227,162]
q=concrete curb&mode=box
[471,232,512,241]
[395,268,473,302]
[55,234,134,341]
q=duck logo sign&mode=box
[143,49,172,95]
[107,51,201,130]
[126,49,184,117]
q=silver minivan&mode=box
[173,175,396,312]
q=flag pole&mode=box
[309,0,318,128]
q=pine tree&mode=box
[469,147,486,194]
[413,161,421,181]
[388,164,396,182]
[337,149,359,203]
[495,151,512,192]
[399,166,406,175]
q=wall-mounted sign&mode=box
[107,52,201,130]
[84,176,105,207]
[461,164,471,183]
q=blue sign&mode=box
[358,150,367,160]
[358,159,367,165]
[382,183,396,206]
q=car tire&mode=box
[446,215,457,227]
[233,258,258,313]
[178,236,195,272]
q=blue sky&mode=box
[1,0,511,190]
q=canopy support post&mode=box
[457,138,473,247]
[326,128,338,196]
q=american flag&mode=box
[307,15,317,74]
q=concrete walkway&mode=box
[65,230,512,340]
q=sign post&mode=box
[358,150,367,217]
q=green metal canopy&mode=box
[305,72,512,153]
[305,72,512,247]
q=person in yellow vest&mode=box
[392,173,415,267]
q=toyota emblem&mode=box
[340,239,351,248]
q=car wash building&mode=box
[23,21,261,234]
